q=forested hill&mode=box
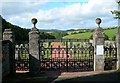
[2,16,30,44]
[1,16,55,44]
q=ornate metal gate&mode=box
[104,44,117,70]
[39,39,94,72]
[15,44,29,72]
[14,40,118,73]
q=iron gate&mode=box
[14,40,118,73]
[15,44,29,73]
[39,39,94,72]
[104,44,117,70]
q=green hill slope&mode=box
[63,32,92,39]
[1,15,56,44]
[63,27,118,40]
[103,28,118,40]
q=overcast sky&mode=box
[1,0,118,30]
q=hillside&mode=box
[1,15,30,44]
[1,15,118,41]
[63,27,118,40]
[1,15,55,44]
[63,32,92,39]
[103,28,118,40]
[40,29,64,32]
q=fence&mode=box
[15,44,29,72]
[104,44,117,70]
[2,18,120,76]
[39,39,94,72]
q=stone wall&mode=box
[2,40,12,77]
[2,29,15,78]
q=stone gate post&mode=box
[3,29,15,74]
[93,18,105,71]
[116,29,120,70]
[29,18,40,74]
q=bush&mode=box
[112,35,116,41]
[104,34,109,40]
[40,32,56,39]
[89,35,93,39]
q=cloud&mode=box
[2,0,88,2]
[1,0,118,30]
[2,2,46,15]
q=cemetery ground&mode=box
[2,70,120,83]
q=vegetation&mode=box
[50,32,68,39]
[2,14,119,43]
[63,27,118,40]
[2,16,30,44]
[1,16,56,44]
[40,32,55,39]
[103,28,118,40]
[63,32,92,39]
[111,0,120,19]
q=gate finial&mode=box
[31,18,37,28]
[96,18,102,28]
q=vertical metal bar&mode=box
[51,45,52,70]
[58,45,60,59]
[87,47,91,70]
[51,45,52,59]
[74,44,76,71]
[55,49,56,59]
[18,47,20,60]
[66,41,68,72]
[58,45,60,71]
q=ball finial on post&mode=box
[96,18,102,28]
[31,18,37,28]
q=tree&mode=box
[2,16,30,44]
[51,32,68,39]
[89,34,93,39]
[111,0,120,19]
[40,32,56,39]
[104,34,109,40]
[112,35,116,41]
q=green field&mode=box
[63,27,118,40]
[63,32,92,39]
[103,28,118,40]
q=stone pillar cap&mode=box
[31,18,37,28]
[96,18,102,28]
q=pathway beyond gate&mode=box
[50,42,72,59]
